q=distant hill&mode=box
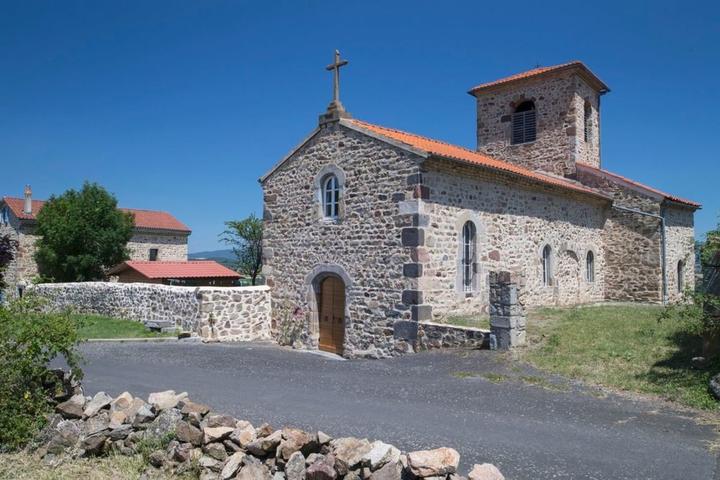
[189,249,236,268]
[189,249,235,260]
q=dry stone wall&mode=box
[27,282,271,341]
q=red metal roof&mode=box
[108,261,241,279]
[468,61,610,95]
[576,163,701,208]
[1,197,190,232]
[346,119,610,201]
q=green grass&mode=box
[522,305,720,410]
[77,314,176,340]
[443,315,490,330]
[481,372,507,383]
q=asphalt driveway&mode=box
[76,341,718,479]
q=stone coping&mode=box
[419,320,490,333]
[29,282,270,293]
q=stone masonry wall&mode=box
[421,159,607,319]
[262,123,422,358]
[127,231,189,261]
[665,205,696,301]
[475,71,601,176]
[573,168,696,302]
[27,282,271,342]
[0,219,40,298]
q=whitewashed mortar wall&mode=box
[27,282,271,342]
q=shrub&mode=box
[0,298,83,451]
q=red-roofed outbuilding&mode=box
[108,261,241,287]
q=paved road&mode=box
[76,341,718,479]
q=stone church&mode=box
[260,58,699,358]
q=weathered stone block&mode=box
[401,228,425,247]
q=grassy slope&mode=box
[522,305,720,410]
[77,314,175,340]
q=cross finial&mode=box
[326,49,348,109]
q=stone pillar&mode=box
[489,271,526,349]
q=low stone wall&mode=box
[27,282,271,342]
[416,322,488,351]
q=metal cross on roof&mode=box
[326,50,348,108]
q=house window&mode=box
[461,221,477,292]
[584,101,592,143]
[586,251,595,282]
[322,174,340,219]
[511,101,537,145]
[149,248,159,261]
[542,245,553,286]
[677,260,685,292]
[0,207,8,225]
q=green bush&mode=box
[0,298,83,451]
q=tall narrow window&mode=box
[542,245,553,286]
[584,101,592,143]
[149,248,159,261]
[462,221,476,292]
[586,251,595,282]
[677,260,685,292]
[511,101,537,145]
[322,175,340,219]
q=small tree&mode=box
[0,234,18,291]
[34,182,134,282]
[701,216,720,268]
[220,214,263,285]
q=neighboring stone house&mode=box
[261,59,700,358]
[0,187,191,296]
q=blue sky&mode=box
[1,0,718,252]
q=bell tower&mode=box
[468,61,609,177]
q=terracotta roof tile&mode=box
[345,119,610,200]
[576,163,701,208]
[1,197,191,232]
[108,261,240,279]
[468,61,609,95]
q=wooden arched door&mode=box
[318,276,345,355]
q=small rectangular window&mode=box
[511,110,537,145]
[149,249,159,261]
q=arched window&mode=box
[677,260,685,293]
[322,174,340,219]
[586,251,595,282]
[511,101,536,145]
[461,221,477,292]
[584,101,592,143]
[542,245,553,286]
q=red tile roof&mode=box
[108,261,240,279]
[345,119,611,201]
[576,163,701,208]
[468,61,610,95]
[1,197,191,232]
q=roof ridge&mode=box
[345,118,611,201]
[576,162,700,207]
[349,119,495,159]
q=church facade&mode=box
[260,60,699,358]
